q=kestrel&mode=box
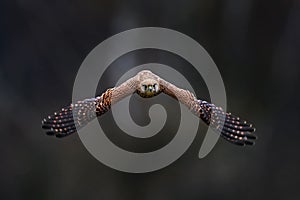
[42,70,256,146]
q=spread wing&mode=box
[42,76,138,137]
[159,79,257,146]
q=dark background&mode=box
[1,0,300,199]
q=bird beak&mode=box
[148,86,153,92]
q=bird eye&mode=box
[142,85,147,91]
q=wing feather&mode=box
[42,89,114,137]
[42,75,139,137]
[159,78,256,146]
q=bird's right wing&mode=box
[42,76,139,137]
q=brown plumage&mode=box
[42,89,113,137]
[42,70,256,146]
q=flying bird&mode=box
[42,70,256,146]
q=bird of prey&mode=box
[42,70,256,146]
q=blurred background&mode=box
[1,0,300,199]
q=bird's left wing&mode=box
[159,78,257,146]
[42,76,138,137]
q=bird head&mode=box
[138,79,160,97]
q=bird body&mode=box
[42,70,256,146]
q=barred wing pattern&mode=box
[42,89,113,137]
[159,79,256,146]
[193,100,256,146]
